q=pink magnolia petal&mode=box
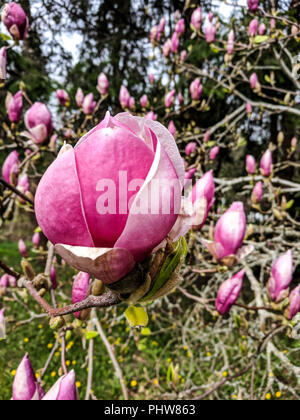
[29,124,47,144]
[55,244,136,284]
[202,239,226,260]
[35,147,94,247]
[74,126,154,248]
[115,140,181,261]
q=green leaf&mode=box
[125,306,149,328]
[141,237,188,302]
[286,200,294,210]
[264,75,271,84]
[254,35,269,44]
[167,363,175,383]
[0,33,12,41]
[85,331,98,340]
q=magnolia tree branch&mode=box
[0,178,34,206]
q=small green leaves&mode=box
[85,331,98,340]
[254,35,269,44]
[125,306,149,328]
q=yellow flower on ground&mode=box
[54,352,60,357]
[72,361,77,366]
[167,358,172,363]
[76,382,81,388]
[276,392,282,399]
[47,343,53,349]
[131,380,137,387]
[24,338,29,343]
[38,324,43,329]
[11,370,16,377]
[232,395,237,399]
[153,379,159,385]
[223,371,228,378]
[206,352,211,357]
[183,345,188,351]
[51,372,56,378]
[66,360,71,366]
[265,393,271,400]
[35,373,40,379]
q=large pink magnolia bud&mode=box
[168,121,176,137]
[247,0,259,12]
[248,19,259,37]
[18,239,28,258]
[210,146,220,161]
[288,286,300,320]
[24,102,53,144]
[72,272,90,319]
[251,181,263,204]
[12,354,44,400]
[32,232,40,249]
[258,23,266,35]
[249,72,259,90]
[35,112,185,283]
[185,142,197,156]
[83,93,96,115]
[190,78,202,101]
[165,89,176,108]
[75,88,84,108]
[97,73,109,96]
[205,22,216,43]
[43,370,79,401]
[56,89,70,106]
[2,150,19,184]
[227,30,235,55]
[140,94,148,108]
[0,47,7,83]
[128,97,135,111]
[246,154,256,174]
[0,308,5,339]
[268,250,293,303]
[163,39,172,57]
[216,270,245,315]
[1,2,29,41]
[175,18,185,36]
[260,149,272,177]
[189,170,215,230]
[119,85,130,109]
[191,7,202,31]
[203,202,247,261]
[171,32,180,53]
[6,91,23,123]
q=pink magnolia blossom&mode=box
[2,150,19,184]
[227,30,235,55]
[246,155,256,174]
[203,202,247,261]
[216,270,245,315]
[149,73,155,84]
[210,146,220,161]
[145,111,157,121]
[268,250,293,303]
[119,85,130,109]
[51,266,57,290]
[168,121,176,137]
[258,23,266,35]
[32,232,40,249]
[0,275,9,288]
[163,39,172,57]
[249,72,259,90]
[56,89,70,106]
[8,276,17,287]
[159,17,166,34]
[97,73,109,96]
[260,149,272,177]
[72,272,90,319]
[17,174,30,198]
[43,371,79,401]
[150,25,160,44]
[189,170,215,230]
[204,130,210,143]
[165,89,176,108]
[247,0,259,12]
[35,112,185,282]
[251,181,263,204]
[1,2,29,41]
[0,47,7,83]
[18,239,28,258]
[140,94,148,108]
[185,142,197,156]
[24,102,53,144]
[180,50,187,62]
[190,78,202,101]
[246,102,253,115]
[75,88,84,108]
[83,93,96,115]
[128,97,135,110]
[6,91,23,123]
[205,23,216,43]
[175,18,185,36]
[12,354,44,400]
[184,168,197,186]
[191,7,202,31]
[248,19,259,37]
[288,286,300,320]
[177,93,184,106]
[270,18,276,30]
[171,32,180,53]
